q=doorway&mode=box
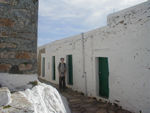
[98,57,109,98]
[52,56,55,80]
[67,55,73,85]
[42,57,45,77]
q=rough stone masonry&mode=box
[0,0,38,74]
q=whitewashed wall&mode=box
[38,1,150,113]
[41,35,86,92]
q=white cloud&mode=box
[39,0,147,27]
[38,0,148,45]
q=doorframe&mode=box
[95,57,109,99]
[66,54,73,85]
[52,56,56,81]
[95,57,99,96]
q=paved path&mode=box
[39,79,132,113]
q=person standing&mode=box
[58,58,67,91]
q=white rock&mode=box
[0,83,71,113]
[0,87,12,106]
[21,82,71,113]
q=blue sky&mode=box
[38,0,147,46]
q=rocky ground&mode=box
[40,79,133,113]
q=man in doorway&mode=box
[58,58,67,91]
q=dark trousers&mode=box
[59,76,66,90]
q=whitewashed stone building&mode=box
[38,1,150,113]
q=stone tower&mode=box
[0,0,38,91]
[0,0,38,74]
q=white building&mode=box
[38,1,150,113]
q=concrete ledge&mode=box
[0,73,38,91]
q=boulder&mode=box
[0,87,11,106]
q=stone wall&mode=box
[0,0,38,74]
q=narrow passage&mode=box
[40,79,132,113]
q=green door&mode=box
[42,57,45,77]
[67,55,73,85]
[52,56,55,80]
[98,57,109,98]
